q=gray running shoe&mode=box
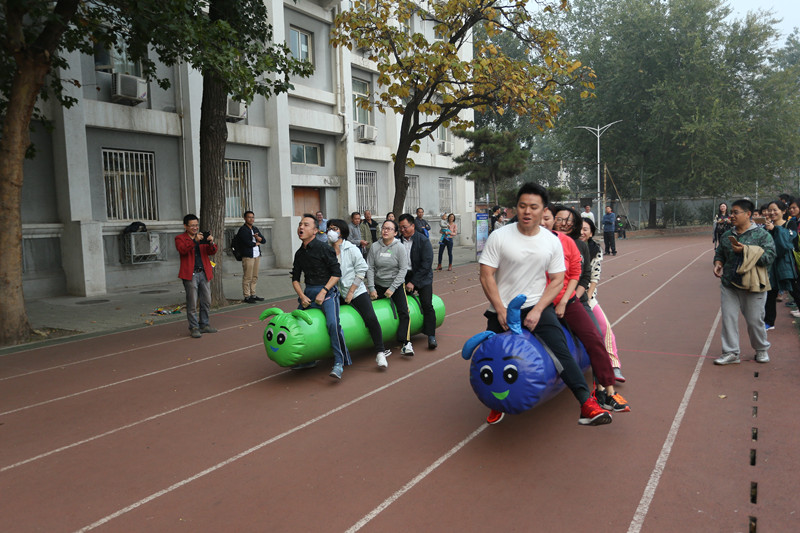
[755,352,770,364]
[713,353,740,365]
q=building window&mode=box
[403,175,420,214]
[103,149,158,220]
[291,142,323,166]
[356,170,377,214]
[289,27,313,63]
[94,41,142,76]
[224,159,253,218]
[438,124,451,141]
[352,78,371,125]
[439,177,453,214]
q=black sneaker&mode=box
[252,296,264,301]
[595,389,630,412]
[428,336,437,349]
[244,296,255,304]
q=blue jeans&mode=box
[300,285,351,366]
[438,238,453,265]
[183,271,211,330]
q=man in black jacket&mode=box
[236,211,265,303]
[398,213,437,349]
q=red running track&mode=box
[1,234,798,532]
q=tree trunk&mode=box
[0,57,52,346]
[392,140,412,215]
[198,71,228,307]
[648,198,658,229]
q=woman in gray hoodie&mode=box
[367,219,414,355]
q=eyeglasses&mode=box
[398,224,413,230]
[381,227,395,232]
[730,210,746,216]
[555,217,572,224]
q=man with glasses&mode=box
[398,213,437,349]
[713,199,775,365]
[175,214,218,338]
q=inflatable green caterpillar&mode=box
[259,294,446,367]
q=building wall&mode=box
[19,0,475,299]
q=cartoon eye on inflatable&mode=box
[503,364,519,384]
[276,331,287,345]
[479,364,494,385]
[265,327,274,341]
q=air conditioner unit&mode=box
[226,100,248,122]
[356,124,378,143]
[111,73,148,105]
[130,232,160,256]
[438,140,454,156]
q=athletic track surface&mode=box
[1,234,798,532]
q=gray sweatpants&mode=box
[719,284,770,356]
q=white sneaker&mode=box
[755,351,770,363]
[401,342,414,356]
[376,350,389,368]
[790,309,800,318]
[714,353,740,365]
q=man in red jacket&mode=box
[175,214,218,338]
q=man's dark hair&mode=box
[553,206,582,239]
[327,218,349,240]
[779,193,793,205]
[732,199,754,215]
[183,214,198,225]
[492,205,501,213]
[516,182,548,207]
[398,213,415,226]
[350,211,361,220]
[243,210,254,218]
[302,213,319,228]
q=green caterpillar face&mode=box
[259,308,312,367]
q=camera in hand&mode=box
[200,230,211,243]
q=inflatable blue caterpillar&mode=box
[462,295,591,414]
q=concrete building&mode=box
[20,0,475,299]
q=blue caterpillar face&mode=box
[468,331,548,415]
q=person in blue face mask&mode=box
[327,219,391,368]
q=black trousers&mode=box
[603,231,616,254]
[485,305,591,404]
[375,284,411,344]
[412,283,437,337]
[346,292,385,352]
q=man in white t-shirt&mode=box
[478,182,611,426]
[236,211,265,303]
[581,204,595,224]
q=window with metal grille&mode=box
[103,149,158,220]
[438,177,453,214]
[355,170,377,214]
[224,159,253,218]
[403,175,420,214]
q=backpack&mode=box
[230,232,243,261]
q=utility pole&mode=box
[575,121,622,222]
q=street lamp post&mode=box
[575,121,622,222]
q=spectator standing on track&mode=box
[347,211,373,256]
[546,206,629,413]
[315,210,328,243]
[580,217,626,382]
[478,182,611,426]
[581,204,595,224]
[326,219,391,369]
[291,214,351,379]
[175,214,218,338]
[436,213,457,271]
[713,199,775,365]
[367,218,414,356]
[414,208,431,238]
[713,203,731,249]
[489,205,503,233]
[602,206,617,255]
[399,213,438,349]
[363,210,379,243]
[235,211,265,304]
[763,200,797,330]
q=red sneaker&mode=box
[487,409,505,425]
[579,397,612,425]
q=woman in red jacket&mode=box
[175,214,218,338]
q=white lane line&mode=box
[74,351,461,532]
[0,343,261,417]
[598,243,703,287]
[1,370,289,473]
[0,323,264,381]
[346,423,488,533]
[627,309,721,533]
[611,250,711,328]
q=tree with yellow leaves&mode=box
[331,0,594,214]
